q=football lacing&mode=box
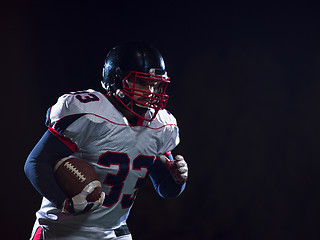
[64,162,86,182]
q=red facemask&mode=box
[116,71,170,121]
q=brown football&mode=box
[54,157,102,202]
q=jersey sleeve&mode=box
[45,90,104,150]
[156,110,180,155]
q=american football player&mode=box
[24,42,188,240]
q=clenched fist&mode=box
[159,154,188,185]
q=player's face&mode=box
[126,77,160,105]
[119,71,169,121]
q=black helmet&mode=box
[102,42,170,121]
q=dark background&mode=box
[2,2,320,239]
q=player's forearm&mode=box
[24,130,73,207]
[149,158,186,199]
[25,155,67,207]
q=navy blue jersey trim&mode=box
[54,114,85,133]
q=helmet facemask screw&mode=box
[116,89,125,99]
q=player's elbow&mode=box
[158,192,180,199]
[157,182,186,199]
[24,155,34,180]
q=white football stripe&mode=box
[54,156,73,172]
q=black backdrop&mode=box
[2,2,320,239]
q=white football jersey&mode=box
[33,89,179,236]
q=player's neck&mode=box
[106,94,139,125]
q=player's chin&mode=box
[135,100,150,108]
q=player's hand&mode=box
[61,182,105,215]
[171,155,188,184]
[159,155,188,185]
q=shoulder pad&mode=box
[150,109,177,128]
[46,90,105,131]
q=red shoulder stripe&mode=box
[48,127,78,152]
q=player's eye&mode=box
[136,79,158,87]
[151,82,159,87]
